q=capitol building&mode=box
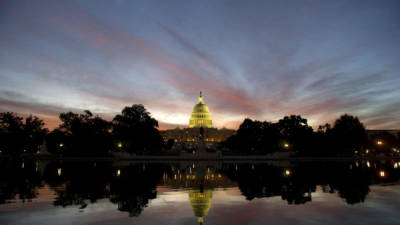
[160,92,235,149]
[189,92,212,128]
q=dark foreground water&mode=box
[0,159,400,225]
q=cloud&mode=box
[1,0,400,130]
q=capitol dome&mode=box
[189,189,213,224]
[189,92,212,128]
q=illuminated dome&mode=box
[189,92,212,128]
[189,189,213,224]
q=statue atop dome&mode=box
[189,92,212,128]
[198,91,203,103]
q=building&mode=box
[367,130,400,137]
[189,92,212,128]
[160,92,235,148]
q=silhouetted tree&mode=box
[0,112,47,155]
[112,104,163,154]
[0,112,24,154]
[47,111,112,156]
[23,115,48,152]
[277,115,314,153]
[330,114,366,154]
[317,123,332,134]
[222,118,281,154]
[46,129,68,154]
[397,131,400,146]
[313,123,333,156]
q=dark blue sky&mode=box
[1,0,400,129]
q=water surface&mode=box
[0,159,399,225]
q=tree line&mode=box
[221,114,400,156]
[1,105,399,156]
[0,104,163,156]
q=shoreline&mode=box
[1,155,399,162]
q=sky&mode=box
[1,0,400,130]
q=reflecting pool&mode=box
[1,159,400,225]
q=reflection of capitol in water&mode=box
[3,160,400,224]
[160,163,236,224]
[189,189,212,225]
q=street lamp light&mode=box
[284,143,289,149]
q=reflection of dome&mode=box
[189,92,212,128]
[189,189,213,224]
